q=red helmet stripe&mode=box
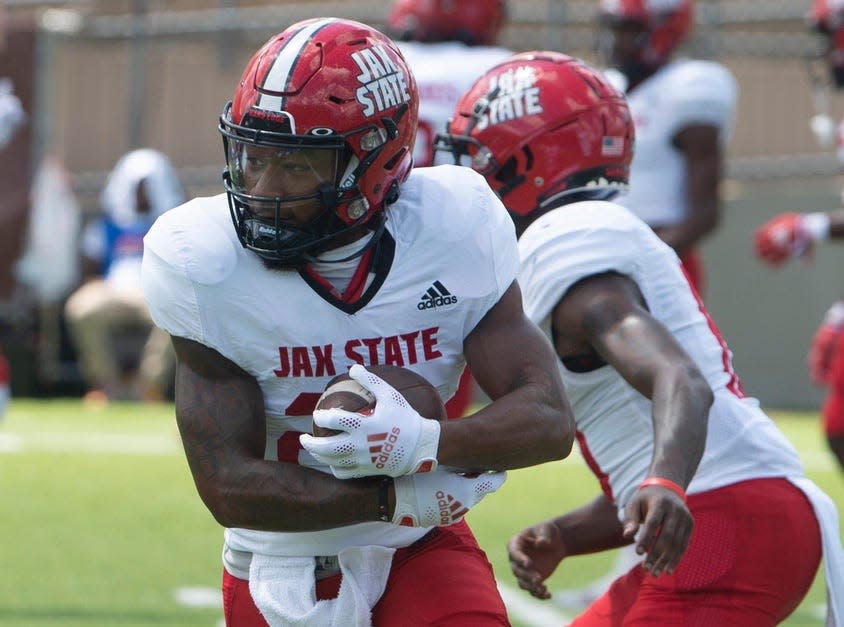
[257,17,338,113]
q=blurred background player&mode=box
[386,0,511,168]
[754,0,844,475]
[597,0,737,297]
[0,4,23,152]
[0,1,22,421]
[438,50,843,625]
[537,0,737,603]
[386,0,513,419]
[64,148,184,404]
[142,18,574,625]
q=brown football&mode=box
[312,364,446,437]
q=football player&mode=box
[438,50,843,625]
[597,0,736,297]
[141,18,574,626]
[386,0,511,168]
[754,0,844,475]
[386,0,513,419]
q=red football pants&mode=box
[222,520,509,626]
[822,330,844,437]
[570,478,821,627]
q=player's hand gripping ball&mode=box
[312,365,446,437]
[302,364,445,478]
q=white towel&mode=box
[789,477,844,627]
[248,546,396,627]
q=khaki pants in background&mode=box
[64,278,174,400]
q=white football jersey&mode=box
[606,59,737,228]
[142,165,519,558]
[517,201,804,515]
[397,41,512,166]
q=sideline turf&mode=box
[1,401,840,627]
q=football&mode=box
[312,364,446,437]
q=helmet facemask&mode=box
[220,103,395,268]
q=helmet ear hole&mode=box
[494,156,519,185]
[384,147,409,171]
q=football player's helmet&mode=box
[386,0,506,47]
[219,17,418,265]
[436,51,633,219]
[597,0,693,71]
[809,0,844,87]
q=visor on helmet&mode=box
[219,103,374,266]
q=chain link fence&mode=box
[5,0,842,405]
[6,0,839,206]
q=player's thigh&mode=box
[373,522,509,626]
[628,478,820,626]
[572,479,821,627]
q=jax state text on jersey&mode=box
[274,326,442,378]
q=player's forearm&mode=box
[827,209,844,238]
[553,494,629,556]
[191,457,386,531]
[437,380,575,471]
[655,205,719,254]
[648,365,712,488]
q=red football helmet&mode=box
[598,0,694,69]
[809,0,844,86]
[436,51,634,218]
[386,0,506,46]
[219,18,418,265]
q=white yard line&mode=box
[498,581,573,626]
[0,431,181,455]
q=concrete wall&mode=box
[703,177,843,409]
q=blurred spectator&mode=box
[597,0,737,297]
[14,156,82,395]
[0,77,24,150]
[64,149,184,404]
[754,0,844,475]
[0,4,23,152]
[386,0,512,418]
[0,1,22,421]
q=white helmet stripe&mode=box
[257,17,338,114]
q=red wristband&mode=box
[638,477,687,503]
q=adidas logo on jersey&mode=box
[417,281,458,310]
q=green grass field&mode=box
[1,400,841,627]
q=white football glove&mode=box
[393,469,507,527]
[300,364,441,479]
